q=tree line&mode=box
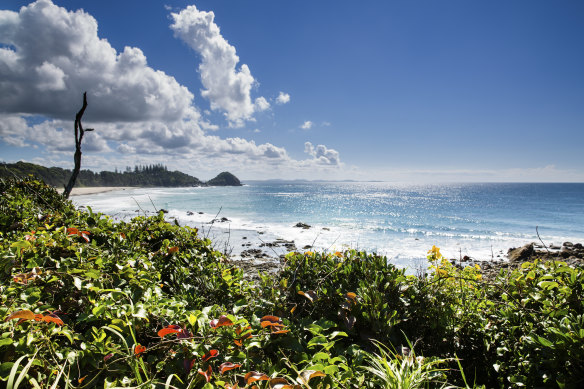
[0,161,203,188]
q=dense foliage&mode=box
[1,162,217,188]
[1,178,583,388]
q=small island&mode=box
[206,171,242,186]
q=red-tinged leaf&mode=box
[261,321,285,329]
[66,227,79,235]
[234,339,243,347]
[177,328,192,339]
[271,329,290,335]
[78,375,87,384]
[345,292,357,302]
[244,371,270,384]
[42,314,64,326]
[104,353,113,362]
[157,325,182,338]
[13,272,37,284]
[184,358,196,373]
[120,233,126,239]
[134,344,146,357]
[298,290,317,303]
[225,383,239,389]
[219,362,242,374]
[34,314,44,321]
[24,234,36,241]
[260,315,282,324]
[168,246,179,254]
[16,319,28,326]
[235,325,251,335]
[202,349,218,361]
[290,304,297,314]
[298,370,326,385]
[209,315,233,329]
[269,378,299,389]
[198,365,212,383]
[5,309,35,322]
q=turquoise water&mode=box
[74,182,584,268]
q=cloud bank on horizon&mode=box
[0,0,341,178]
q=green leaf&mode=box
[92,305,106,317]
[538,281,559,290]
[0,338,13,347]
[329,331,348,339]
[312,352,329,361]
[535,336,554,348]
[307,336,328,348]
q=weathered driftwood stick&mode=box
[63,92,94,198]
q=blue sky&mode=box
[1,0,583,181]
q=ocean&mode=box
[73,182,584,270]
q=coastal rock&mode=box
[294,222,311,229]
[241,249,266,258]
[507,243,534,262]
[160,209,169,213]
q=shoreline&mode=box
[69,186,134,196]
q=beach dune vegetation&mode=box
[0,178,582,388]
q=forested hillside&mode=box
[0,161,238,187]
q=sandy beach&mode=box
[70,187,133,196]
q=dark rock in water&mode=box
[187,211,194,216]
[550,244,561,250]
[241,248,265,258]
[462,255,470,262]
[206,172,242,186]
[508,243,535,262]
[303,245,312,250]
[160,209,169,214]
[322,227,330,231]
[574,243,583,250]
[563,242,574,248]
[198,212,204,214]
[294,222,311,229]
[242,236,247,240]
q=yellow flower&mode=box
[427,245,443,259]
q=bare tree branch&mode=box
[63,92,92,198]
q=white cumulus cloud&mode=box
[170,5,268,127]
[304,142,341,166]
[0,0,195,123]
[276,92,290,104]
[300,121,313,130]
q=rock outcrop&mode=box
[206,172,242,186]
